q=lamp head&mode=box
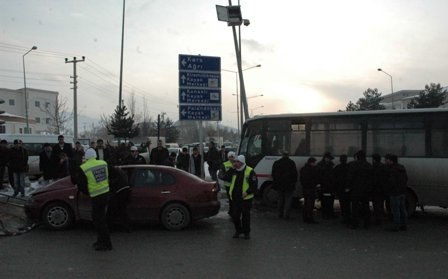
[377,68,382,71]
[31,46,37,50]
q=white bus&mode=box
[0,134,74,178]
[238,108,448,215]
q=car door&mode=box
[127,167,178,222]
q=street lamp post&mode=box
[250,105,264,117]
[377,68,394,109]
[222,65,261,133]
[23,46,37,134]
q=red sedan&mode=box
[25,165,221,231]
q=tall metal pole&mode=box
[119,0,126,109]
[235,72,240,134]
[23,46,37,134]
[65,57,85,141]
[377,68,394,109]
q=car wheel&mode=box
[161,203,191,231]
[42,202,74,230]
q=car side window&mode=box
[160,171,176,186]
[131,169,159,187]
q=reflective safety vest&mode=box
[229,166,254,200]
[80,158,109,198]
[223,160,233,189]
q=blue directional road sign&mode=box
[178,54,221,121]
[179,105,222,121]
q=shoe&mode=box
[244,234,250,240]
[232,232,241,239]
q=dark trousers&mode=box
[0,165,5,186]
[303,193,316,222]
[321,193,335,218]
[338,191,351,224]
[231,199,252,235]
[351,197,371,228]
[8,167,14,187]
[107,189,131,231]
[225,186,233,214]
[372,193,386,224]
[277,190,294,218]
[91,193,111,246]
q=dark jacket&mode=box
[300,163,319,195]
[206,147,221,170]
[39,150,56,180]
[53,143,73,159]
[271,156,298,192]
[95,147,111,163]
[176,153,190,171]
[125,154,146,165]
[150,147,169,165]
[372,162,389,194]
[9,147,29,173]
[334,162,350,194]
[347,160,373,199]
[317,160,335,193]
[386,163,408,196]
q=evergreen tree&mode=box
[345,88,385,111]
[106,105,139,142]
[407,83,447,108]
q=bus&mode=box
[238,108,448,215]
[1,134,74,178]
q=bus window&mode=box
[430,115,448,157]
[367,117,425,157]
[266,120,293,155]
[310,119,362,156]
[240,120,263,159]
[292,123,306,156]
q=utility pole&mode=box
[65,56,85,141]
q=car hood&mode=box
[32,176,75,195]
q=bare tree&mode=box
[41,95,73,134]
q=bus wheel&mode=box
[262,184,278,208]
[406,191,417,217]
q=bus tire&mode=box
[262,183,278,208]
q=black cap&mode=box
[323,152,334,160]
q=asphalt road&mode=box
[1,200,448,279]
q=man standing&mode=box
[317,152,336,219]
[385,154,408,232]
[125,146,146,165]
[53,135,73,160]
[0,139,10,188]
[300,157,319,224]
[77,148,112,251]
[371,153,388,225]
[218,151,236,215]
[347,150,373,229]
[9,139,28,197]
[271,150,297,220]
[95,139,111,164]
[150,139,169,165]
[189,147,202,177]
[222,155,257,239]
[73,141,85,167]
[206,141,221,181]
[334,155,351,225]
[39,143,56,183]
[176,147,190,172]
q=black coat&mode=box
[9,147,28,173]
[317,160,335,193]
[271,156,297,192]
[386,163,408,196]
[347,160,373,199]
[150,147,169,165]
[300,163,319,195]
[334,162,349,194]
[39,150,56,180]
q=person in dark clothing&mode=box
[95,139,112,164]
[189,147,202,177]
[74,148,112,251]
[272,150,298,219]
[317,152,336,219]
[206,141,221,181]
[176,147,190,171]
[39,143,56,182]
[72,141,85,167]
[385,154,408,232]
[218,151,236,215]
[164,152,177,167]
[52,135,73,178]
[371,153,388,225]
[347,150,373,229]
[334,155,351,225]
[222,155,257,239]
[107,165,131,232]
[149,139,169,165]
[219,145,228,163]
[0,140,10,187]
[300,157,319,224]
[10,139,28,197]
[125,146,146,165]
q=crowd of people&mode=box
[273,150,409,232]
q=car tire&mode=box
[42,202,74,230]
[161,203,191,231]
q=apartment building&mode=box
[0,87,58,134]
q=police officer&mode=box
[76,148,112,251]
[218,151,236,215]
[222,155,257,239]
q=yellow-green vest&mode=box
[223,160,233,189]
[80,158,109,198]
[229,166,254,200]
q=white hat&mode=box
[130,146,138,151]
[227,151,236,158]
[85,148,97,160]
[235,155,246,164]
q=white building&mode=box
[0,87,58,134]
[381,87,448,109]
